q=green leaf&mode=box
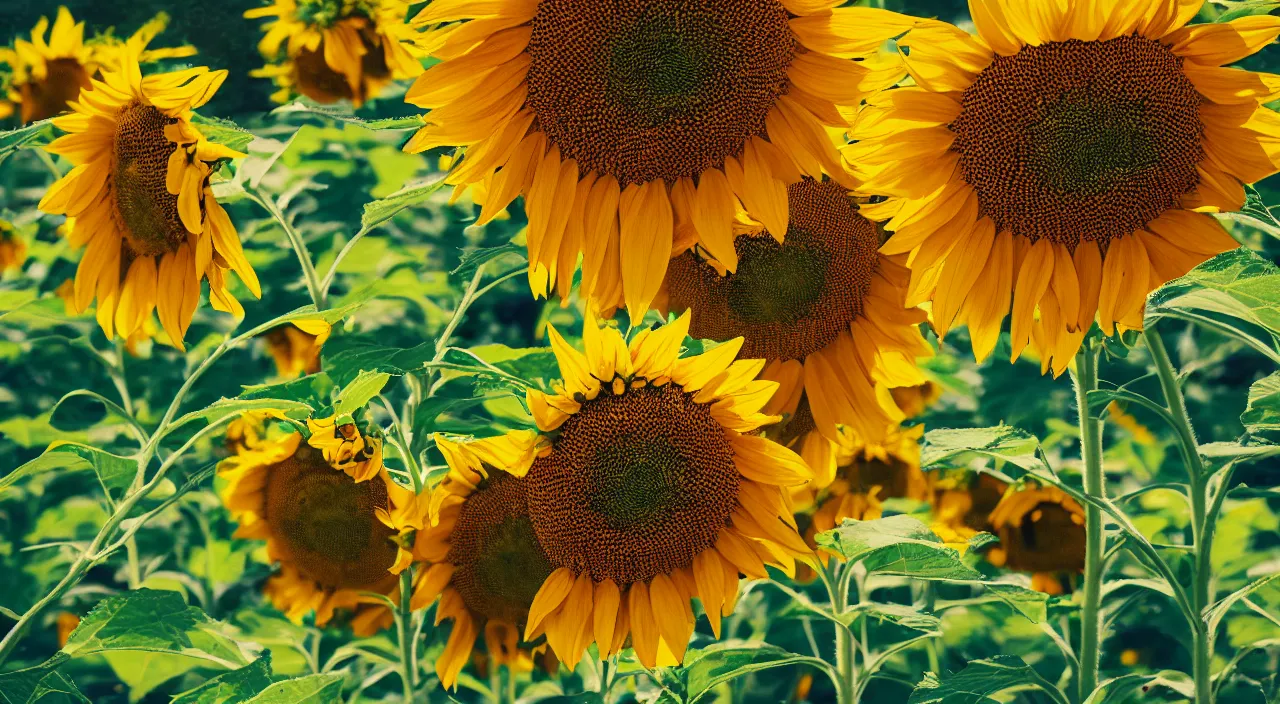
[852,603,941,632]
[814,515,985,581]
[921,425,1043,471]
[1200,441,1280,464]
[452,242,526,277]
[240,674,344,703]
[168,397,314,434]
[1,443,135,497]
[1206,573,1280,634]
[1214,2,1280,25]
[61,589,257,670]
[269,102,423,131]
[332,370,391,418]
[983,583,1051,623]
[683,641,826,704]
[104,651,207,703]
[0,290,39,320]
[24,672,90,704]
[360,177,448,232]
[909,655,1065,704]
[322,336,435,387]
[1241,372,1280,439]
[191,115,255,154]
[1146,248,1280,336]
[1082,670,1195,703]
[171,656,273,704]
[238,374,334,411]
[0,655,69,704]
[0,119,55,165]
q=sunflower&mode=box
[453,312,813,668]
[37,52,260,349]
[661,177,932,478]
[246,0,424,106]
[930,471,1008,541]
[849,0,1280,375]
[410,432,557,688]
[986,482,1086,595]
[262,319,331,379]
[219,415,423,634]
[0,8,196,124]
[306,413,384,482]
[404,0,922,322]
[0,219,27,272]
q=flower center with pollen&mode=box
[264,444,399,590]
[525,0,795,186]
[949,35,1203,249]
[526,383,739,585]
[112,102,194,258]
[666,179,880,361]
[1002,502,1086,573]
[842,456,912,499]
[446,474,556,626]
[19,57,92,123]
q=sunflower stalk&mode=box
[1142,327,1214,704]
[820,560,858,704]
[247,187,327,308]
[1071,341,1105,703]
[396,569,418,702]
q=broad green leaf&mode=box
[683,641,826,704]
[1082,670,1195,703]
[322,336,434,387]
[332,370,391,418]
[0,655,69,704]
[241,674,344,703]
[814,515,985,581]
[270,102,423,131]
[171,656,273,704]
[1,443,135,497]
[853,603,941,632]
[238,374,333,410]
[360,177,448,232]
[983,583,1050,623]
[191,115,255,154]
[62,589,257,670]
[1241,372,1280,439]
[909,655,1064,704]
[23,672,90,704]
[168,397,314,435]
[1206,573,1280,634]
[921,426,1043,471]
[0,290,38,319]
[1146,248,1280,336]
[452,242,526,278]
[104,651,206,703]
[1220,184,1280,235]
[1200,441,1280,464]
[0,119,54,165]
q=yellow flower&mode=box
[850,0,1280,375]
[37,51,260,349]
[410,434,557,689]
[0,8,196,124]
[55,612,80,648]
[462,312,812,670]
[0,219,27,272]
[219,418,422,635]
[404,0,922,322]
[661,177,932,475]
[306,414,384,482]
[262,319,331,378]
[1108,400,1158,446]
[986,481,1086,596]
[246,0,424,106]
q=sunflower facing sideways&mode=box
[404,0,921,322]
[219,413,424,635]
[37,52,260,349]
[661,177,932,477]
[849,0,1280,375]
[433,312,813,670]
[246,0,424,106]
[0,8,195,124]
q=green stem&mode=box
[397,570,417,702]
[922,583,942,675]
[1071,342,1105,703]
[1143,328,1213,704]
[248,190,326,308]
[823,562,856,704]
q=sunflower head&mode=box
[471,312,815,669]
[0,219,27,272]
[0,8,195,124]
[306,413,384,482]
[246,0,423,106]
[38,51,260,349]
[410,434,557,689]
[985,482,1085,595]
[852,0,1280,374]
[219,412,421,633]
[406,1,921,321]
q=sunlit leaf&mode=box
[191,115,255,154]
[1,443,134,497]
[1146,248,1280,337]
[0,119,54,165]
[682,641,826,704]
[171,656,273,704]
[1082,670,1195,703]
[921,425,1043,471]
[909,655,1064,704]
[360,177,448,232]
[240,673,343,703]
[1241,372,1280,439]
[331,370,391,418]
[814,515,984,581]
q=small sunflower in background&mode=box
[246,0,424,106]
[472,312,813,668]
[261,320,331,379]
[0,8,195,124]
[849,0,1280,375]
[405,0,921,323]
[0,219,27,273]
[410,433,555,689]
[38,52,260,350]
[930,471,1009,542]
[219,413,424,635]
[986,482,1086,595]
[661,177,932,475]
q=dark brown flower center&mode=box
[950,35,1203,249]
[445,473,556,626]
[998,502,1086,574]
[19,57,91,123]
[264,444,399,590]
[666,179,880,361]
[292,26,389,104]
[842,456,913,499]
[525,383,738,584]
[525,0,795,185]
[112,102,193,258]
